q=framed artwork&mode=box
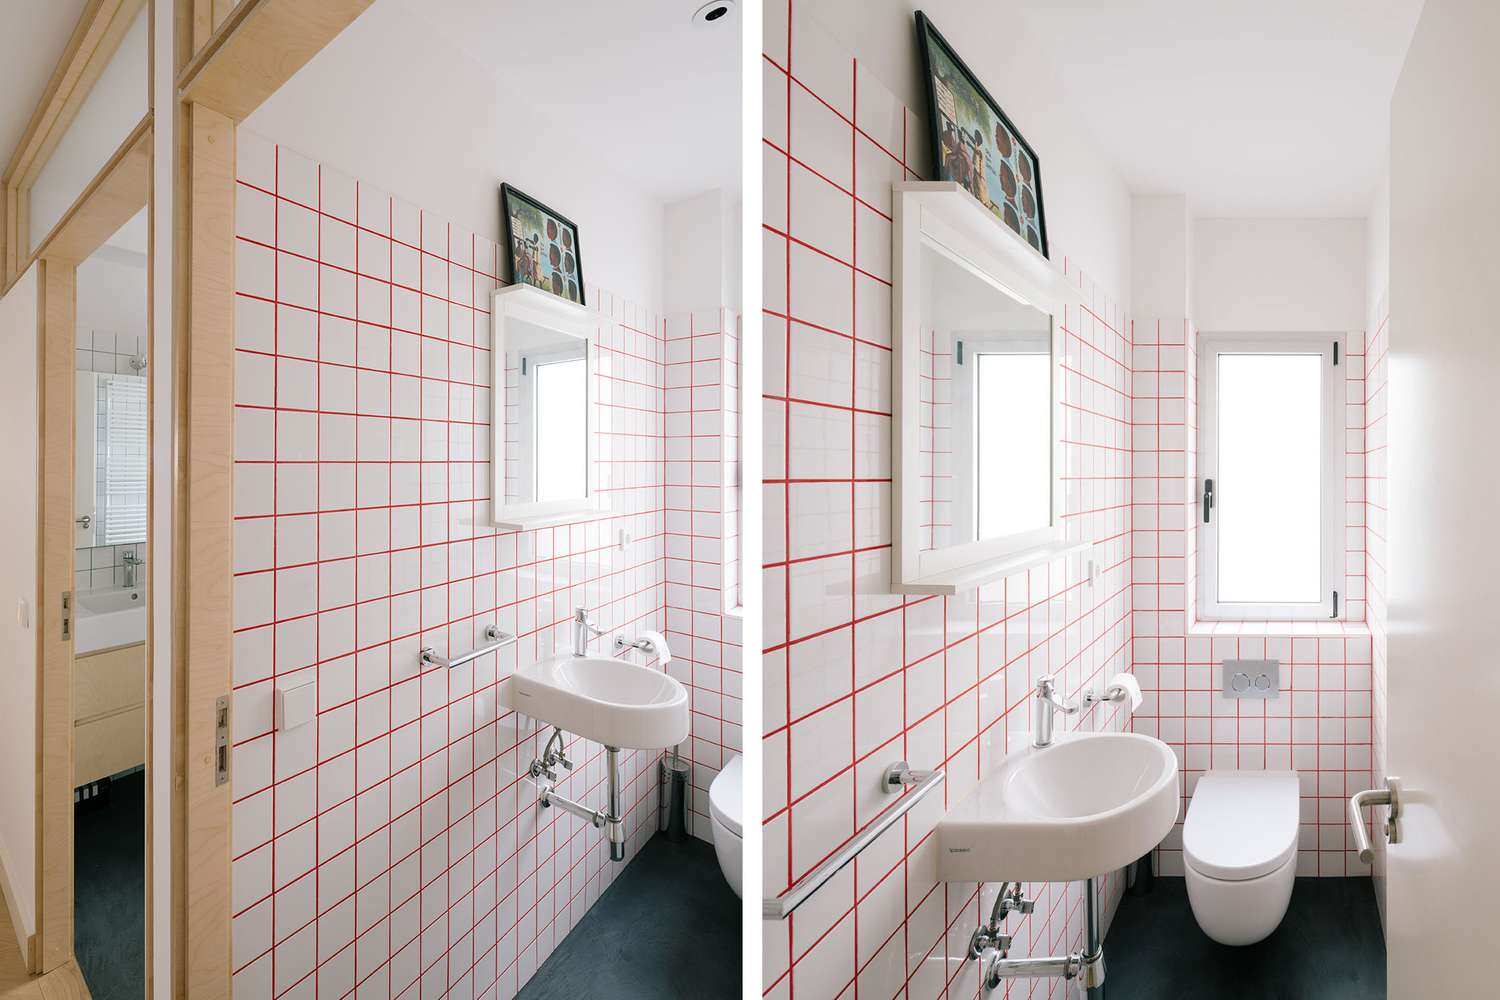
[915,11,1049,257]
[501,183,585,305]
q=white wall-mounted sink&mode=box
[75,587,147,654]
[938,733,1179,882]
[502,655,689,750]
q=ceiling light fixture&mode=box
[692,0,736,27]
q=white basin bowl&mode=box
[938,733,1179,883]
[74,587,147,654]
[503,655,689,750]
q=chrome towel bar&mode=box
[1348,775,1402,864]
[762,761,944,920]
[420,625,516,670]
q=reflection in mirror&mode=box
[75,370,148,549]
[919,239,1052,552]
[502,319,589,505]
[72,206,147,1000]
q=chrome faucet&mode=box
[1032,675,1079,749]
[572,606,605,657]
[122,550,142,589]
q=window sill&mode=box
[1187,619,1371,637]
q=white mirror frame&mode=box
[891,182,1085,594]
[490,284,598,530]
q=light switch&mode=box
[275,676,317,731]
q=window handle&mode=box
[1202,478,1215,523]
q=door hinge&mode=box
[215,695,231,787]
[1332,590,1340,619]
[1333,341,1340,366]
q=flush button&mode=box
[1223,659,1280,699]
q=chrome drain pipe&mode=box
[605,747,625,861]
[978,876,1106,993]
[1083,875,1105,996]
[535,743,628,862]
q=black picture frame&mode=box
[500,183,586,306]
[915,11,1049,258]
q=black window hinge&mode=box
[955,340,965,366]
[1333,341,1340,366]
[1331,590,1340,619]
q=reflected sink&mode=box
[938,733,1179,882]
[502,655,689,750]
[74,587,146,655]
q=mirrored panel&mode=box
[918,239,1053,551]
[500,318,590,506]
[75,369,148,550]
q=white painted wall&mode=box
[1367,167,1391,316]
[1384,2,1500,992]
[1192,218,1366,332]
[1132,194,1191,319]
[665,189,741,314]
[77,249,148,340]
[242,2,666,310]
[29,7,149,249]
[792,0,1134,306]
[0,264,39,940]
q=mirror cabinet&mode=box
[491,284,597,530]
[892,181,1086,593]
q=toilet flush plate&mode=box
[1223,659,1280,699]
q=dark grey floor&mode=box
[518,834,739,1000]
[1105,877,1385,999]
[74,770,145,1000]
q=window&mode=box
[1198,336,1342,620]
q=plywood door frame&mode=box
[166,4,374,996]
[33,121,153,980]
[1,0,148,285]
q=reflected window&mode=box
[531,355,587,501]
[974,349,1050,538]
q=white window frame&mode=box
[1197,334,1343,621]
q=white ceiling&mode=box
[389,0,742,202]
[1016,0,1424,216]
[0,1,88,167]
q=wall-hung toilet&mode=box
[709,754,742,897]
[1183,770,1299,946]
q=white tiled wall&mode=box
[228,132,678,1000]
[1366,292,1389,900]
[1130,318,1376,876]
[762,8,1134,997]
[664,308,745,841]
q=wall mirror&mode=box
[893,182,1079,593]
[491,284,597,529]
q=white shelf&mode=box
[890,539,1090,596]
[492,504,601,532]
